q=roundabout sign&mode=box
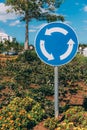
[34,22,79,118]
[35,22,78,66]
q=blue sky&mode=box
[0,0,87,45]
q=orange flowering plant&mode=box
[0,96,45,130]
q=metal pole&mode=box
[54,66,59,118]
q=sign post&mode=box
[35,22,78,118]
[54,66,59,118]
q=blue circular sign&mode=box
[35,22,78,66]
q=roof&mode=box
[0,32,8,37]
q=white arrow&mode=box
[40,40,54,60]
[60,39,75,60]
[45,27,68,36]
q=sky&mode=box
[0,0,87,45]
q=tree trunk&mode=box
[24,16,29,50]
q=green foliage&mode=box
[0,43,4,53]
[0,40,23,53]
[1,51,87,95]
[44,117,59,130]
[14,67,32,87]
[31,85,54,96]
[47,14,64,22]
[0,83,6,90]
[16,50,54,85]
[59,54,87,86]
[64,106,87,128]
[1,50,87,129]
[17,50,40,63]
[56,122,86,130]
[44,106,87,130]
[83,97,87,110]
[39,85,54,96]
[6,0,64,49]
[30,103,45,123]
[28,85,54,117]
[6,0,64,22]
[0,97,45,130]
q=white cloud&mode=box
[83,5,87,12]
[28,23,46,34]
[64,21,72,25]
[29,23,46,33]
[9,20,20,26]
[0,3,18,22]
[29,29,36,32]
[31,23,47,30]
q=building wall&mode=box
[0,32,14,43]
[83,48,87,57]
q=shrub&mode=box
[44,106,87,130]
[44,117,59,130]
[65,106,87,128]
[56,122,87,130]
[30,103,45,123]
[17,50,40,63]
[0,96,45,130]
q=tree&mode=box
[6,0,65,50]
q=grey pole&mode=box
[54,66,59,118]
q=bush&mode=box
[44,117,59,130]
[59,54,87,86]
[44,106,87,130]
[0,96,45,130]
[17,50,40,63]
[65,106,87,128]
[56,122,87,130]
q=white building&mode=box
[0,32,14,43]
[83,47,87,57]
